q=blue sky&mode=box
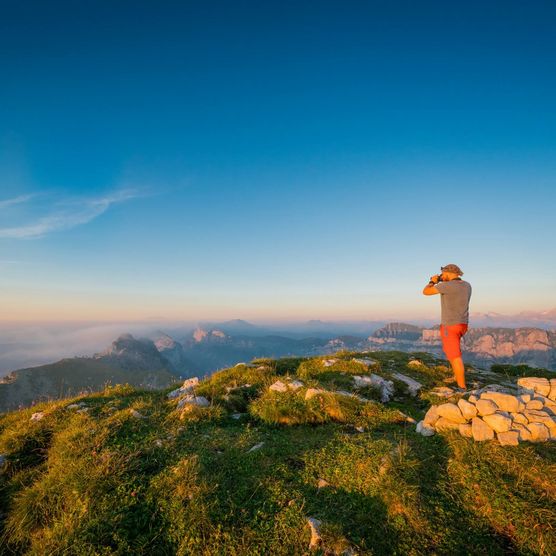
[1,1,555,322]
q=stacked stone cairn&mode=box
[416,377,556,446]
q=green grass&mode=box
[0,353,554,555]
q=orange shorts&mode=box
[440,323,468,360]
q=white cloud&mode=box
[0,188,143,240]
[0,194,35,209]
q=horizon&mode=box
[2,1,556,322]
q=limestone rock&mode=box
[518,377,550,397]
[457,398,478,420]
[416,420,435,436]
[476,399,498,416]
[436,403,467,424]
[431,386,455,398]
[482,413,512,433]
[30,412,45,421]
[512,423,532,441]
[369,374,395,402]
[305,388,325,400]
[247,442,264,453]
[459,423,473,438]
[269,380,288,392]
[480,392,520,413]
[321,358,337,367]
[519,394,532,403]
[497,431,519,446]
[129,409,145,419]
[167,377,200,399]
[472,417,495,441]
[435,417,460,431]
[468,394,479,403]
[524,409,554,425]
[177,395,210,409]
[526,422,550,442]
[549,379,556,401]
[317,479,330,489]
[231,413,243,420]
[391,372,422,396]
[526,400,544,411]
[352,357,377,367]
[423,405,440,427]
[66,403,80,409]
[307,517,322,550]
[288,380,304,390]
[408,359,424,368]
[511,412,529,425]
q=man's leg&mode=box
[449,356,466,389]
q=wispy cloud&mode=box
[0,194,35,209]
[0,188,144,240]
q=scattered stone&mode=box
[66,404,80,410]
[317,479,330,489]
[269,381,288,393]
[129,409,145,419]
[177,395,210,409]
[416,420,435,436]
[457,398,478,420]
[518,377,550,397]
[434,417,460,431]
[354,426,365,433]
[423,405,440,427]
[307,517,322,550]
[353,375,373,388]
[167,377,200,399]
[305,388,325,400]
[436,403,467,424]
[231,413,243,420]
[77,408,89,414]
[480,392,520,413]
[154,439,163,447]
[391,372,422,396]
[288,380,304,390]
[407,359,424,368]
[526,422,550,442]
[352,357,377,367]
[497,430,519,446]
[369,374,394,402]
[431,386,455,398]
[459,423,473,438]
[247,442,264,453]
[482,412,512,433]
[476,399,498,416]
[471,417,495,441]
[30,412,45,421]
[322,359,337,367]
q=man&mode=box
[422,263,472,390]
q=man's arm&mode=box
[423,275,441,296]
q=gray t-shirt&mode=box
[434,279,472,325]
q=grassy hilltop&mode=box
[0,351,554,555]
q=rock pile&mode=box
[416,377,556,445]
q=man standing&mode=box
[423,264,472,389]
